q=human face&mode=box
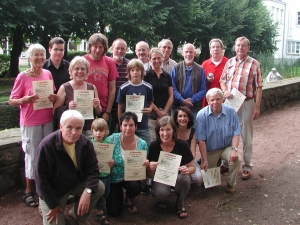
[129,66,142,84]
[177,110,189,128]
[49,43,64,62]
[71,62,88,82]
[235,39,250,60]
[112,40,127,63]
[89,41,105,60]
[208,93,223,115]
[182,45,196,65]
[135,43,149,63]
[60,117,83,144]
[159,42,172,61]
[210,41,223,59]
[92,129,106,142]
[150,52,162,70]
[29,49,45,68]
[159,123,174,143]
[120,119,137,137]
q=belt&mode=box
[245,98,254,101]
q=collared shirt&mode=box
[220,56,263,98]
[196,104,241,152]
[43,59,70,94]
[161,58,177,74]
[144,68,172,108]
[112,57,130,112]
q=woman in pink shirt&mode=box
[9,43,57,208]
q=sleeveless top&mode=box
[63,82,95,131]
[186,127,195,147]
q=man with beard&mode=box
[110,38,130,133]
[171,43,206,121]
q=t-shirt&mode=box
[84,54,118,112]
[116,81,154,130]
[144,68,172,109]
[10,69,55,126]
[105,133,148,183]
[148,139,194,167]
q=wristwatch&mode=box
[85,188,92,194]
[231,147,239,152]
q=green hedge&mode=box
[0,55,10,78]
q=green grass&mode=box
[0,94,9,102]
[19,65,30,72]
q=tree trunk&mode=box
[199,45,209,64]
[61,36,70,60]
[8,26,23,78]
[171,40,180,62]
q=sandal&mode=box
[177,208,188,219]
[95,210,110,225]
[23,192,38,207]
[241,170,251,180]
[125,198,137,214]
[157,202,167,209]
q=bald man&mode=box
[171,43,206,121]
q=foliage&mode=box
[0,54,10,78]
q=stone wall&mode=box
[0,77,300,196]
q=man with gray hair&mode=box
[171,43,206,121]
[158,39,177,74]
[135,41,151,71]
[35,110,104,225]
[220,36,263,180]
[196,88,241,193]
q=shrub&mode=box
[0,55,10,78]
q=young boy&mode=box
[91,118,114,225]
[116,59,154,145]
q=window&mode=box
[298,12,300,26]
[287,41,300,54]
[281,9,283,24]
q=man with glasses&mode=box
[43,37,70,94]
[220,36,263,180]
[201,38,228,107]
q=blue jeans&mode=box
[135,128,151,146]
[95,175,111,210]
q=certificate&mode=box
[126,95,145,122]
[224,88,246,112]
[93,143,114,174]
[124,150,147,181]
[32,80,53,110]
[74,90,94,119]
[154,151,182,187]
[201,167,221,188]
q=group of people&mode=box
[8,34,262,224]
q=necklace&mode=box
[27,69,42,77]
[161,142,174,151]
[121,134,136,148]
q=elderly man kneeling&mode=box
[35,110,104,225]
[196,88,241,193]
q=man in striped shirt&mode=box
[110,38,130,134]
[220,36,263,180]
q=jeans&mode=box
[135,128,151,146]
[95,175,111,210]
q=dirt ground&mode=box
[0,102,300,225]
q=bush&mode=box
[0,55,10,78]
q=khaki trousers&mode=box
[207,146,241,187]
